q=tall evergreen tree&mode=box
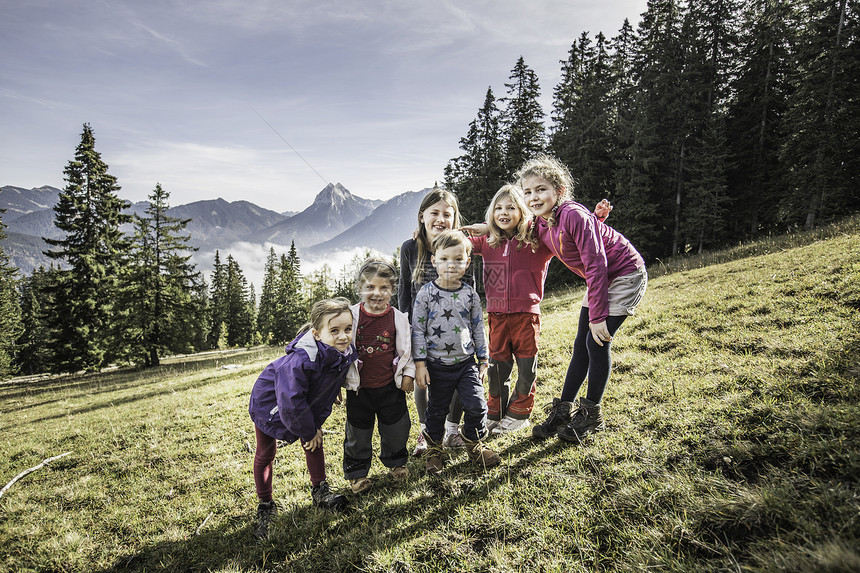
[257,247,279,344]
[42,124,131,372]
[15,266,58,375]
[444,87,507,223]
[224,255,254,347]
[207,250,227,349]
[551,31,616,207]
[122,183,204,366]
[0,211,22,378]
[272,242,304,344]
[501,56,546,174]
[726,0,795,236]
[780,0,859,228]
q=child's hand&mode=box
[414,363,430,389]
[302,429,324,452]
[589,321,612,346]
[401,376,414,393]
[460,223,489,237]
[334,388,343,405]
[478,361,488,381]
[594,199,613,222]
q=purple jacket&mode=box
[249,330,358,442]
[470,235,553,315]
[535,201,644,323]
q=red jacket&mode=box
[470,235,553,315]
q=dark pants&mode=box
[343,382,411,479]
[424,360,487,443]
[560,307,627,404]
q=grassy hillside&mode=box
[1,224,859,572]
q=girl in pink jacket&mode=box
[519,155,647,444]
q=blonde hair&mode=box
[355,257,398,295]
[485,184,532,249]
[297,297,352,337]
[413,188,462,284]
[515,154,575,229]
[431,229,472,256]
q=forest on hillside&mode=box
[0,0,857,377]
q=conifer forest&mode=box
[0,0,858,377]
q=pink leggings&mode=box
[254,426,326,502]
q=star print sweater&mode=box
[411,280,488,366]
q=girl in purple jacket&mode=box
[519,155,647,444]
[249,297,359,539]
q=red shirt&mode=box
[356,304,396,388]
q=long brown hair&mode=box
[412,188,461,284]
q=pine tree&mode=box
[122,183,204,366]
[501,57,546,174]
[551,32,616,207]
[43,124,131,372]
[207,251,227,349]
[726,0,795,236]
[224,255,254,347]
[15,266,58,375]
[272,242,304,344]
[0,211,22,378]
[780,0,859,228]
[444,87,507,223]
[256,247,279,344]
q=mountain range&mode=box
[0,183,428,278]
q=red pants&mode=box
[253,425,326,501]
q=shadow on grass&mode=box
[96,436,572,572]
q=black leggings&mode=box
[560,306,627,404]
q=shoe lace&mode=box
[542,400,563,426]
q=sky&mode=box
[1,0,647,214]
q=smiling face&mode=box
[493,196,522,234]
[313,310,353,352]
[521,175,562,219]
[420,200,456,241]
[361,275,393,314]
[431,242,469,288]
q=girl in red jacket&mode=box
[466,186,612,435]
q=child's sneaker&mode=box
[311,481,347,511]
[254,500,277,539]
[461,434,501,469]
[492,416,530,435]
[486,419,501,433]
[531,398,573,439]
[412,433,428,457]
[443,430,466,449]
[349,476,372,493]
[389,465,410,481]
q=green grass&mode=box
[2,222,859,572]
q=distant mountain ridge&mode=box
[0,183,429,275]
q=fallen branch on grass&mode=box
[0,452,72,500]
[195,512,213,536]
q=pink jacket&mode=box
[534,201,644,323]
[470,235,553,315]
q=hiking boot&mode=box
[423,432,446,475]
[389,465,409,481]
[443,430,466,449]
[531,398,573,439]
[461,433,501,469]
[311,480,348,511]
[349,476,372,493]
[412,433,428,457]
[492,416,530,435]
[254,500,277,539]
[558,398,605,443]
